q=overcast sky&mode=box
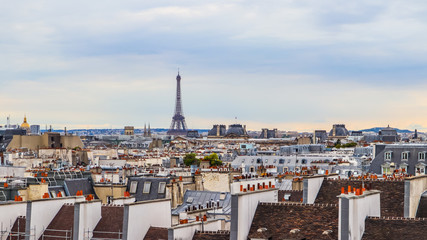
[1,0,427,132]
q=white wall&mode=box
[76,200,102,240]
[234,189,278,240]
[338,190,381,240]
[0,202,27,240]
[407,176,427,217]
[0,166,26,177]
[111,197,135,205]
[124,199,171,240]
[231,178,276,194]
[171,219,222,240]
[29,196,84,239]
[304,176,324,204]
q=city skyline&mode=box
[1,1,427,131]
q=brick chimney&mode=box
[338,189,381,240]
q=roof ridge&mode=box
[368,216,427,221]
[259,202,338,207]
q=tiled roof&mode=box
[248,202,338,240]
[39,204,74,240]
[278,190,303,202]
[192,231,230,240]
[416,194,427,218]
[144,227,168,240]
[315,178,405,217]
[362,217,427,240]
[172,190,231,216]
[7,216,26,240]
[92,205,124,239]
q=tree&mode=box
[204,153,223,167]
[183,153,199,166]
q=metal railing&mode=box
[40,228,72,240]
[85,229,122,240]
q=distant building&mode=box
[225,124,249,139]
[20,115,30,134]
[143,124,152,137]
[124,126,134,136]
[7,132,83,150]
[208,125,226,138]
[186,130,199,138]
[30,125,41,135]
[379,125,399,142]
[329,124,349,137]
[313,130,328,143]
[370,144,427,175]
[259,128,278,139]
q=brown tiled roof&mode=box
[144,227,168,240]
[192,231,230,240]
[92,205,124,239]
[416,196,427,218]
[278,190,303,202]
[7,216,26,240]
[38,204,74,240]
[362,217,427,240]
[248,202,338,240]
[315,178,405,217]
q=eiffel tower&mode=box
[167,71,188,136]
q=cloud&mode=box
[1,1,427,131]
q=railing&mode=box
[0,225,35,240]
[85,229,122,240]
[41,228,72,240]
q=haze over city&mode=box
[1,1,427,131]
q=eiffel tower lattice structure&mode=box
[167,72,188,136]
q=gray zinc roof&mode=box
[171,190,231,216]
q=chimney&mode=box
[217,125,220,137]
[64,127,67,136]
[338,189,381,240]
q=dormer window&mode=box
[402,152,409,161]
[419,152,426,161]
[400,163,408,173]
[384,151,392,161]
[416,163,426,174]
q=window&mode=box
[158,182,166,194]
[279,159,285,164]
[257,158,262,164]
[419,152,426,161]
[416,164,426,174]
[274,159,277,163]
[296,160,299,164]
[385,152,392,161]
[400,164,408,173]
[50,191,57,198]
[130,181,138,194]
[301,159,307,164]
[402,152,409,161]
[265,159,268,163]
[382,166,391,175]
[143,182,151,193]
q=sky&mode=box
[1,0,427,132]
